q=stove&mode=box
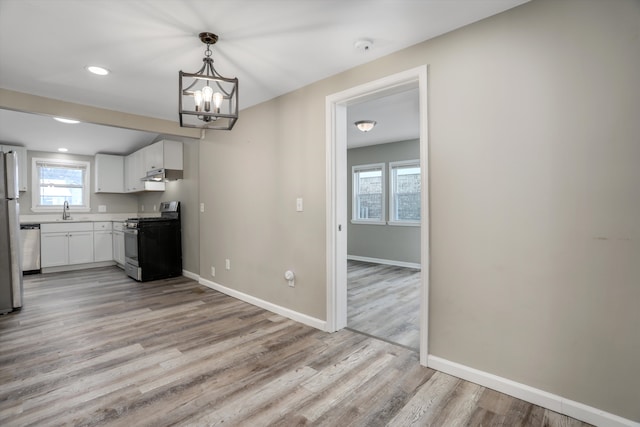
[124,201,182,282]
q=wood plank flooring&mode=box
[348,260,420,350]
[0,267,592,426]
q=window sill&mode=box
[351,220,386,225]
[387,221,420,227]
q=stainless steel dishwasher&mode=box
[20,224,40,274]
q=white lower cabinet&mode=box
[69,232,95,264]
[41,222,95,268]
[93,222,113,262]
[41,232,69,267]
[94,231,113,262]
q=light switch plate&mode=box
[296,197,303,212]
[98,205,106,213]
[200,202,205,213]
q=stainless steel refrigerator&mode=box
[0,150,23,314]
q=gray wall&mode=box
[347,140,420,264]
[197,0,640,421]
[138,137,199,275]
[21,150,138,215]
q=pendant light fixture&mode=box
[179,32,238,130]
[354,120,376,132]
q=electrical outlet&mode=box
[98,205,107,213]
[141,204,145,212]
[153,205,157,211]
[225,259,231,270]
[211,266,215,277]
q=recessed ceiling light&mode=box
[58,148,69,152]
[53,117,80,124]
[86,65,110,76]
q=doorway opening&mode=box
[345,87,421,350]
[326,66,429,365]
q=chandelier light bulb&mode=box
[213,92,223,112]
[194,90,203,111]
[202,86,214,111]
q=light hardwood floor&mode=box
[348,260,420,350]
[0,267,592,426]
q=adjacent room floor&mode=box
[347,260,421,350]
[0,267,592,426]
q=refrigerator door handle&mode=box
[7,198,23,308]
[4,151,19,200]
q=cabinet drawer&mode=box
[112,221,124,231]
[41,222,93,233]
[93,221,113,231]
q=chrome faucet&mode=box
[62,200,71,220]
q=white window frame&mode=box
[31,157,91,213]
[351,162,386,225]
[388,159,421,226]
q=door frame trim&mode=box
[325,65,430,365]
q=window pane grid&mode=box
[352,163,385,222]
[390,162,421,223]
[33,159,89,209]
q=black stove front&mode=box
[124,201,182,282]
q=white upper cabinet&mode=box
[1,145,28,192]
[142,142,163,171]
[95,154,124,193]
[141,140,183,173]
[100,140,182,194]
[124,150,142,193]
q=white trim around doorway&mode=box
[325,65,429,366]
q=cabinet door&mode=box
[163,140,183,170]
[124,151,143,192]
[143,142,164,171]
[41,232,69,267]
[94,231,113,262]
[68,232,94,265]
[112,231,125,265]
[95,154,124,193]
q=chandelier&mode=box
[179,32,238,130]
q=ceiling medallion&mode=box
[179,32,238,130]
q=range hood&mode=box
[141,168,183,182]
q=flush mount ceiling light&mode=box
[86,65,110,76]
[354,120,377,132]
[179,32,238,130]
[57,148,69,152]
[53,117,80,124]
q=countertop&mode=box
[19,213,160,224]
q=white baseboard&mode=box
[427,355,639,427]
[182,269,199,281]
[347,255,421,270]
[199,278,327,331]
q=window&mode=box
[31,158,91,212]
[389,160,420,225]
[352,163,385,224]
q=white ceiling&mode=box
[0,0,529,155]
